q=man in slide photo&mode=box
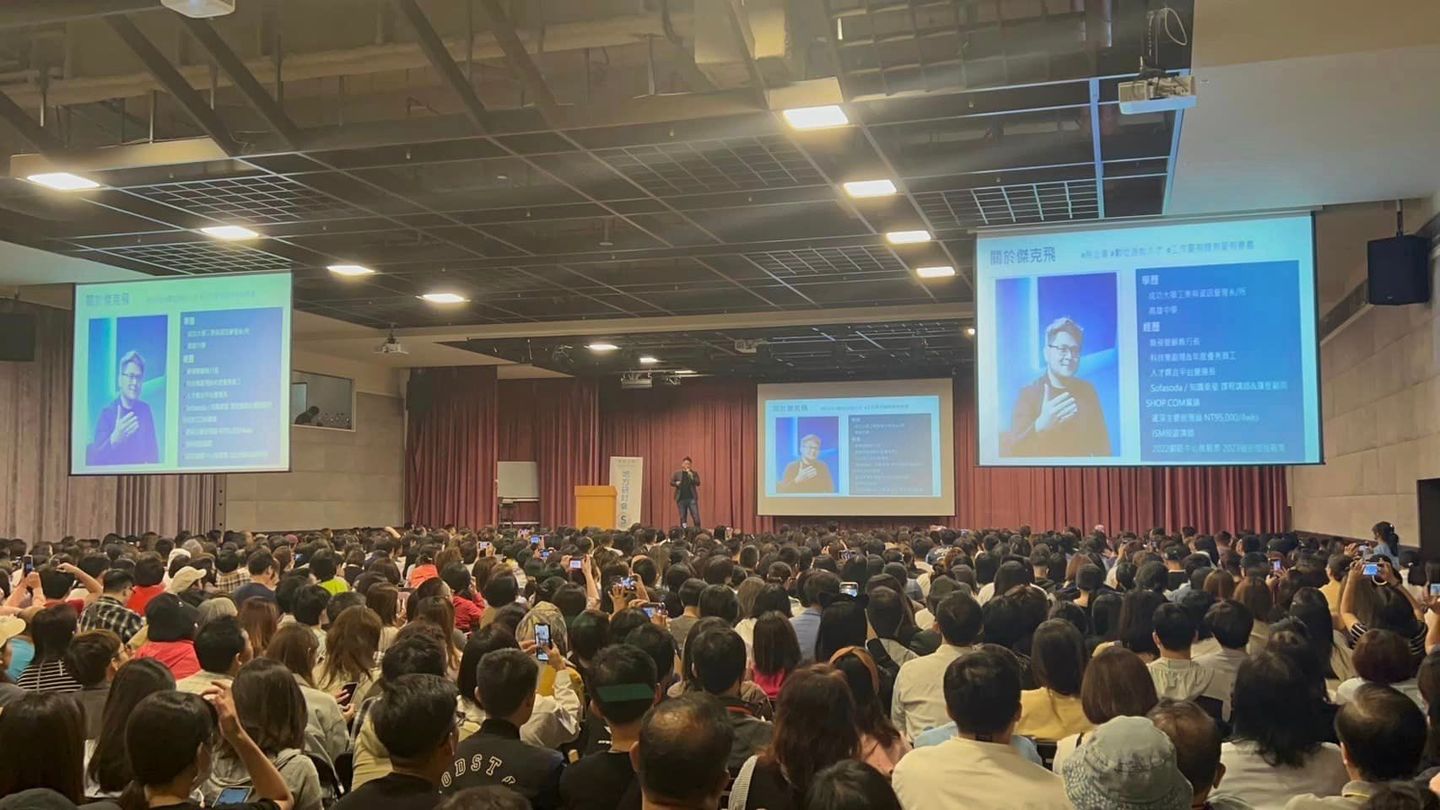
[87,350,160,466]
[1004,317,1111,457]
[777,433,836,494]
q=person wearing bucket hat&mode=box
[132,593,201,680]
[1060,715,1193,810]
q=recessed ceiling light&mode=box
[843,179,897,198]
[199,225,260,240]
[674,369,698,376]
[886,229,932,244]
[587,342,619,352]
[965,326,977,337]
[782,105,850,130]
[26,172,100,191]
[327,264,375,277]
[915,265,956,279]
[418,292,468,304]
[638,355,659,365]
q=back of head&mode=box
[1149,699,1222,802]
[125,692,214,789]
[1082,647,1160,725]
[1151,603,1197,653]
[934,591,983,646]
[435,786,532,810]
[64,630,122,688]
[1353,629,1418,686]
[688,627,746,695]
[372,674,459,766]
[1137,561,1169,593]
[1203,600,1254,650]
[382,633,449,680]
[803,760,902,810]
[591,644,658,725]
[814,600,867,662]
[232,658,306,754]
[1231,650,1323,767]
[1337,684,1427,781]
[0,691,86,802]
[943,644,1021,739]
[1234,576,1274,623]
[636,694,734,808]
[293,584,331,626]
[475,648,537,718]
[1075,563,1103,593]
[771,666,860,795]
[194,615,247,674]
[864,586,906,639]
[1031,619,1086,696]
[1360,782,1440,810]
[697,584,738,624]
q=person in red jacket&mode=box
[131,593,200,680]
[443,564,485,633]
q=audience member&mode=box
[803,760,902,810]
[0,691,87,802]
[892,591,982,740]
[132,593,201,679]
[829,646,910,775]
[78,569,144,644]
[63,628,125,737]
[1053,647,1160,768]
[177,615,250,693]
[1060,715,1192,810]
[633,694,734,810]
[203,658,323,810]
[733,665,858,810]
[558,644,657,810]
[1150,699,1249,810]
[85,657,175,798]
[1018,618,1090,741]
[1286,685,1427,809]
[334,674,457,810]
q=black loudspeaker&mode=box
[0,313,36,361]
[1367,234,1432,305]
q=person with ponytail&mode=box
[119,685,294,810]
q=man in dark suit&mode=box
[777,433,836,494]
[87,349,160,466]
[1003,317,1111,457]
[670,457,700,528]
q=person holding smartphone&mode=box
[1339,554,1430,664]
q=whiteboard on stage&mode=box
[498,461,540,500]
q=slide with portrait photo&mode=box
[71,272,292,476]
[757,379,956,517]
[975,214,1320,467]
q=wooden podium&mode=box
[574,485,617,529]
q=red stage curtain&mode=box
[497,379,602,527]
[410,372,1288,534]
[406,366,498,528]
[599,380,775,533]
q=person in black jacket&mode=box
[633,694,734,810]
[1003,317,1111,458]
[337,674,458,810]
[443,649,564,810]
[559,644,658,810]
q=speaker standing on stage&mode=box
[671,457,701,528]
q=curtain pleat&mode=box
[411,375,1289,535]
[405,366,499,528]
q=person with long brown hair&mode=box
[238,596,280,658]
[829,647,910,776]
[86,658,176,798]
[1052,646,1160,770]
[364,583,403,652]
[265,623,350,766]
[314,604,383,703]
[733,665,860,810]
[203,658,323,810]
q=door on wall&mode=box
[1418,479,1440,559]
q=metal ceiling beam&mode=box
[394,0,489,132]
[106,16,240,156]
[1087,78,1106,218]
[720,0,769,108]
[179,18,303,150]
[0,0,161,29]
[303,302,973,342]
[475,0,564,128]
[0,90,64,154]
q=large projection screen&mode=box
[71,272,293,475]
[757,379,955,516]
[975,214,1320,467]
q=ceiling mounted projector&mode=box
[620,372,652,390]
[1118,74,1195,115]
[163,0,236,18]
[375,331,408,356]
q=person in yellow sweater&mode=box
[1017,619,1092,741]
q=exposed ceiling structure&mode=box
[0,0,1192,379]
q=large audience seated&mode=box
[3,521,1440,809]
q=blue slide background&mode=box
[994,272,1120,453]
[1136,261,1304,462]
[179,307,286,469]
[86,315,168,460]
[772,416,841,484]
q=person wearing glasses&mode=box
[1003,317,1111,457]
[86,349,160,466]
[777,433,837,494]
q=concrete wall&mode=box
[1289,200,1440,542]
[222,391,405,531]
